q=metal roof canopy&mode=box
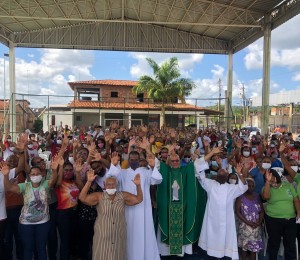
[0,0,300,54]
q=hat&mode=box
[270,167,284,178]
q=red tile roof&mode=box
[68,100,222,115]
[68,80,138,90]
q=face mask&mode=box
[106,188,117,195]
[211,160,218,168]
[68,157,74,164]
[262,163,271,170]
[271,154,278,159]
[129,161,139,170]
[7,138,12,142]
[30,175,43,183]
[184,158,191,163]
[27,144,34,149]
[243,151,250,157]
[63,171,74,180]
[98,143,104,148]
[56,140,62,145]
[10,147,15,151]
[115,139,120,143]
[155,142,163,147]
[83,144,87,148]
[291,166,299,172]
[228,179,236,184]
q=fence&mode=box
[0,93,234,137]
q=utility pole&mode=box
[241,83,247,127]
[218,78,221,130]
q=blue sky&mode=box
[1,14,300,107]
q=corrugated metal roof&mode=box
[0,0,299,53]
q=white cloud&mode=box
[292,72,300,81]
[129,52,204,79]
[0,49,95,107]
[244,14,300,71]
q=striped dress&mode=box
[92,191,126,260]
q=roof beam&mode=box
[0,15,261,28]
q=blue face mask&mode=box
[129,161,139,170]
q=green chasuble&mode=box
[157,161,206,255]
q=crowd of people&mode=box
[1,122,300,260]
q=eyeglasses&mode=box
[170,160,180,163]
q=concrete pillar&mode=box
[226,50,233,132]
[196,113,200,130]
[261,23,271,136]
[8,42,16,140]
[99,112,102,126]
[289,103,294,132]
[128,113,131,128]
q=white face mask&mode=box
[10,147,15,151]
[68,157,74,164]
[184,158,191,163]
[106,188,117,195]
[211,160,218,167]
[56,140,62,145]
[243,151,250,157]
[228,179,236,184]
[27,144,34,149]
[30,175,43,183]
[262,163,271,170]
[291,166,299,172]
[7,138,12,142]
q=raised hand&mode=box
[87,169,96,183]
[88,142,96,153]
[73,139,80,149]
[62,134,69,146]
[234,162,243,174]
[132,173,141,186]
[58,156,65,167]
[211,146,223,155]
[236,138,243,149]
[147,153,155,168]
[279,141,287,153]
[110,151,119,166]
[75,159,83,172]
[149,135,155,144]
[0,161,10,175]
[50,156,59,171]
[129,137,136,147]
[265,170,272,182]
[104,132,111,143]
[203,139,210,147]
[86,134,93,143]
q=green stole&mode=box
[157,162,206,255]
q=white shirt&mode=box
[0,168,16,220]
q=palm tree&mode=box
[132,57,196,126]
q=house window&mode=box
[76,115,82,122]
[51,115,55,126]
[137,93,144,102]
[111,92,118,98]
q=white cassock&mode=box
[194,158,248,260]
[110,164,162,260]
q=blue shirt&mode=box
[249,167,265,194]
[271,159,282,168]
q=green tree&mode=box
[132,57,195,126]
[33,118,43,133]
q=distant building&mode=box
[43,79,222,130]
[251,89,300,106]
[0,99,36,133]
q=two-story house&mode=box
[43,79,221,130]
